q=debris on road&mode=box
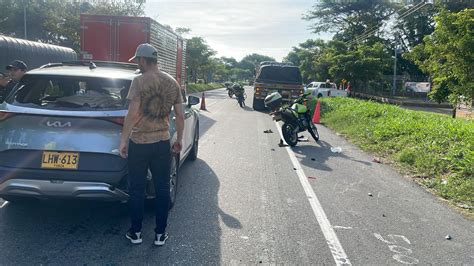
[331,147,343,153]
[263,129,273,133]
[293,167,297,170]
[368,193,373,197]
[373,157,381,163]
[271,148,275,151]
[311,158,316,161]
[445,235,452,240]
[382,214,386,217]
[308,176,317,179]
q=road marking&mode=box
[274,121,351,265]
[333,226,353,230]
[374,233,419,264]
[0,201,9,208]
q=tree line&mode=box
[285,0,473,106]
[184,36,274,83]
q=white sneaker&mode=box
[154,232,169,246]
[125,230,142,244]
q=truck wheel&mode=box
[252,97,265,111]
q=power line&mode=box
[347,1,428,45]
[347,2,419,45]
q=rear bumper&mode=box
[0,179,129,201]
[254,91,300,101]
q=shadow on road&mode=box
[0,158,240,264]
[198,111,217,138]
[292,139,372,172]
[241,105,254,112]
[164,158,242,263]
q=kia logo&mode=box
[45,121,72,128]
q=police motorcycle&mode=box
[264,91,319,146]
[225,82,234,98]
[232,83,246,107]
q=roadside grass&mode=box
[187,83,223,93]
[317,97,473,213]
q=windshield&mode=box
[7,75,131,110]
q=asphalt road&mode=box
[0,87,472,264]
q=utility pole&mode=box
[392,40,398,97]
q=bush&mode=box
[319,97,473,208]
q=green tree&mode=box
[331,42,392,89]
[304,0,400,42]
[0,0,145,51]
[406,8,474,111]
[221,57,238,69]
[238,53,275,75]
[186,37,216,82]
[175,27,191,36]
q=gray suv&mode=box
[0,61,200,207]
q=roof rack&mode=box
[39,60,138,71]
[259,61,295,67]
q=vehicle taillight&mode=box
[102,117,125,125]
[0,112,15,121]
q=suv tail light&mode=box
[101,117,125,125]
[0,111,15,121]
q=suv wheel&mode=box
[188,124,199,161]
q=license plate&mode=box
[41,152,79,169]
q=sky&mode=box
[144,0,332,61]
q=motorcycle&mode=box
[233,84,246,107]
[264,92,319,146]
[225,82,234,98]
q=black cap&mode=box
[6,60,27,71]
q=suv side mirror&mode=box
[187,95,200,106]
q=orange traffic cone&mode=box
[312,100,321,124]
[200,92,207,110]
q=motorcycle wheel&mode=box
[228,90,233,98]
[282,123,298,147]
[307,122,319,142]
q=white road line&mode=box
[274,121,351,265]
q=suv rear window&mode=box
[319,83,337,89]
[8,75,131,110]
